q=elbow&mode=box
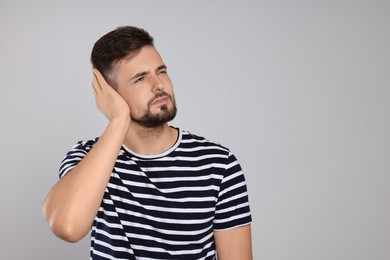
[42,202,87,243]
[50,221,86,243]
[48,216,87,243]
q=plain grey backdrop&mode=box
[1,0,389,259]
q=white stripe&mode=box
[131,192,217,203]
[64,151,86,157]
[218,180,246,197]
[181,138,210,143]
[59,165,75,177]
[152,153,227,162]
[221,170,243,184]
[149,173,223,183]
[115,159,138,165]
[120,221,213,236]
[215,201,250,214]
[175,145,228,153]
[125,230,213,246]
[91,250,125,260]
[131,241,214,256]
[115,207,214,225]
[94,228,129,242]
[213,212,251,224]
[111,194,215,213]
[105,184,216,203]
[140,163,226,172]
[114,167,145,175]
[226,158,239,169]
[109,175,220,193]
[93,239,134,255]
[216,192,249,207]
[95,212,123,229]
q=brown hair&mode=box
[90,26,154,87]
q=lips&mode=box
[151,96,169,105]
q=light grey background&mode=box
[1,0,389,259]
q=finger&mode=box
[93,69,111,91]
[92,69,103,91]
[92,82,97,96]
[92,75,100,97]
[92,69,102,90]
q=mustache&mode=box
[148,91,173,106]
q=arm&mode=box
[214,224,253,260]
[42,70,130,243]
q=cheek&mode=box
[164,77,173,88]
[126,96,149,116]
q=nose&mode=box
[152,75,164,93]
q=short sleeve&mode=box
[58,139,96,178]
[213,152,252,230]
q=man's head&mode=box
[91,26,154,88]
[91,26,177,128]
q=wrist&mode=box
[108,115,130,135]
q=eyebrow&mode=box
[129,65,168,81]
[157,64,167,72]
[130,71,148,81]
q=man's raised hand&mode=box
[92,69,130,123]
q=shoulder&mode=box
[180,129,231,156]
[61,138,99,159]
[69,138,99,152]
[58,138,98,178]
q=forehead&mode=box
[119,46,164,72]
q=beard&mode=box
[131,91,177,128]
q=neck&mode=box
[124,122,178,155]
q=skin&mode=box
[42,46,253,259]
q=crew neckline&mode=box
[121,127,182,159]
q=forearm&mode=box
[42,117,129,242]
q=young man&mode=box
[42,26,252,260]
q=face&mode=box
[114,46,177,127]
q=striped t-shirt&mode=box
[59,128,252,260]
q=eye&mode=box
[134,76,144,84]
[158,69,167,75]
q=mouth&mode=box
[151,96,169,105]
